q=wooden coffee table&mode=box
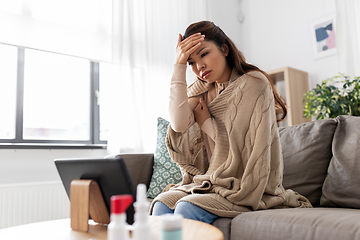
[0,216,224,240]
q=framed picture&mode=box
[310,13,337,59]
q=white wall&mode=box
[208,0,338,89]
[207,0,244,50]
[240,0,338,89]
[0,149,107,184]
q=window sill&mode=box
[0,143,107,149]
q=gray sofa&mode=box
[112,115,360,240]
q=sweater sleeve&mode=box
[201,118,216,141]
[169,64,196,132]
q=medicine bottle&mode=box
[160,214,183,240]
[132,184,151,240]
[107,195,133,240]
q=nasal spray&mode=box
[107,194,133,240]
[132,184,151,240]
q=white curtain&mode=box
[0,0,113,62]
[106,0,208,154]
[335,0,360,78]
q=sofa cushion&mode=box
[147,117,182,198]
[212,218,232,240]
[279,119,337,206]
[320,115,360,208]
[231,208,360,240]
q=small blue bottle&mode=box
[160,214,183,240]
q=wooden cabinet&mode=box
[267,67,310,127]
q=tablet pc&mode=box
[54,156,135,224]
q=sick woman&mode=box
[150,21,312,224]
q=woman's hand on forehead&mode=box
[175,33,205,65]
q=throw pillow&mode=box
[320,115,360,208]
[279,118,337,206]
[147,117,182,198]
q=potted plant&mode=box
[303,74,360,120]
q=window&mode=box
[23,49,90,141]
[0,43,107,148]
[0,44,17,139]
[99,63,114,141]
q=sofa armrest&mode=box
[105,153,154,191]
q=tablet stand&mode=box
[70,180,110,232]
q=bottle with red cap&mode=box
[107,194,133,240]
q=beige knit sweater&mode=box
[150,69,312,218]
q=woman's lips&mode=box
[202,71,211,79]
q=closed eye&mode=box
[188,62,194,66]
[201,52,208,57]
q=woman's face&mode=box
[187,40,232,83]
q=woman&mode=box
[150,21,311,224]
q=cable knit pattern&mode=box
[150,70,312,218]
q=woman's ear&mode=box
[222,44,229,57]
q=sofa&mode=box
[110,115,360,240]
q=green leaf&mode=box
[303,74,360,119]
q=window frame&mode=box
[0,47,106,149]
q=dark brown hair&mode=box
[183,21,287,122]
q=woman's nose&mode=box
[196,62,205,71]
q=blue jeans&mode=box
[152,201,219,224]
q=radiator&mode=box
[0,181,70,229]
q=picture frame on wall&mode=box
[310,13,337,59]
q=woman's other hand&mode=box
[175,33,205,65]
[194,98,211,126]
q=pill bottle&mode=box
[160,214,183,240]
